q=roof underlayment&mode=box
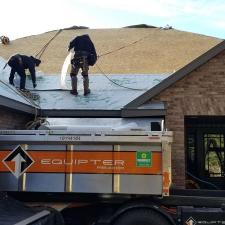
[0,59,33,107]
[0,57,169,111]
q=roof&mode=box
[35,74,168,110]
[2,36,225,117]
[125,40,225,108]
[0,27,221,74]
[0,57,168,117]
[36,74,169,117]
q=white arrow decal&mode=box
[12,153,26,178]
[2,145,34,178]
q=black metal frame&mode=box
[185,116,225,190]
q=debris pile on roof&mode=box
[0,36,10,45]
[124,24,157,28]
[160,24,173,30]
[64,25,89,30]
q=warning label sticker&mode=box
[136,151,152,167]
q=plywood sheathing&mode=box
[0,28,221,74]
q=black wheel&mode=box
[113,208,172,225]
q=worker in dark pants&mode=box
[7,54,41,90]
[68,34,97,96]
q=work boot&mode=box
[70,75,78,95]
[9,81,14,86]
[83,77,90,96]
[70,90,78,95]
[9,77,14,86]
[20,88,28,92]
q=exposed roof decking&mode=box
[0,28,221,74]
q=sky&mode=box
[1,0,225,40]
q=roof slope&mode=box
[125,40,225,108]
[0,27,221,74]
[0,58,38,114]
[0,57,168,117]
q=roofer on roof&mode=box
[7,54,41,90]
[68,34,97,96]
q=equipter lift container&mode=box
[1,130,225,225]
[0,130,172,196]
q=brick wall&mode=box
[0,107,34,129]
[152,50,225,188]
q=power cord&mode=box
[95,63,148,91]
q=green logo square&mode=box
[136,151,152,167]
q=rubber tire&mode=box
[113,208,172,225]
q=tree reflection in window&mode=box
[204,134,225,177]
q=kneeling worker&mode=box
[7,54,41,90]
[68,34,97,95]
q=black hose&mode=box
[35,29,63,60]
[186,171,219,190]
[27,88,69,91]
[96,63,148,91]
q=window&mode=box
[187,133,196,173]
[204,133,225,177]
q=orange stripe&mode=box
[0,151,162,174]
[0,151,9,171]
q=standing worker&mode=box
[68,34,97,95]
[7,54,41,90]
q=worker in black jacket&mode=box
[7,54,41,90]
[68,34,97,95]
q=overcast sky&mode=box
[1,0,225,40]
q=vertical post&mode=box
[21,144,28,192]
[113,145,120,193]
[65,144,73,192]
[162,134,172,196]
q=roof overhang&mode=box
[41,109,121,118]
[0,95,166,118]
[0,95,37,115]
[40,108,166,118]
[121,108,166,117]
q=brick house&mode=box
[1,40,225,190]
[0,96,35,130]
[126,40,225,189]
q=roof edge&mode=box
[0,95,37,115]
[41,109,121,118]
[121,108,166,117]
[125,40,225,108]
[41,108,166,118]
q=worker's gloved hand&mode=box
[33,83,37,88]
